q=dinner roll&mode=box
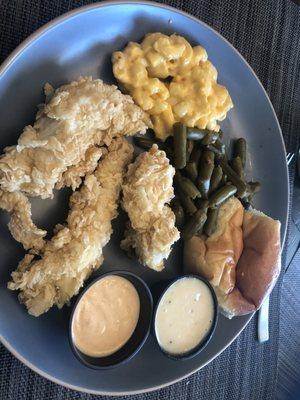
[184,198,281,318]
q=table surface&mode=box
[0,1,300,399]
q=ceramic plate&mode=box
[0,1,288,395]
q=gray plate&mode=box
[0,1,288,395]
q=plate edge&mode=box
[0,0,289,395]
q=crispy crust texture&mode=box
[8,139,133,316]
[121,144,180,271]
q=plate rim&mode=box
[0,0,289,395]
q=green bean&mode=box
[134,136,157,150]
[134,136,167,152]
[197,150,215,198]
[209,185,237,208]
[173,123,187,169]
[185,161,198,182]
[219,159,248,198]
[186,140,194,162]
[201,130,219,145]
[214,139,226,155]
[178,192,197,215]
[186,127,207,141]
[187,128,219,144]
[195,199,209,210]
[182,209,208,241]
[209,165,223,194]
[241,198,252,210]
[190,147,202,166]
[174,171,201,199]
[230,156,244,179]
[206,144,224,158]
[203,207,219,236]
[234,138,246,167]
[248,181,261,194]
[171,200,185,228]
[220,173,227,186]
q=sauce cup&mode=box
[153,275,218,360]
[69,270,153,369]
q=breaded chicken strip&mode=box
[121,145,179,271]
[0,190,46,252]
[8,138,133,316]
[55,145,103,190]
[0,76,150,198]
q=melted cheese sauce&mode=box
[72,275,140,358]
[155,277,214,355]
[112,33,233,140]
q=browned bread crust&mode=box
[184,198,281,318]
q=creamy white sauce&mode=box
[155,277,214,355]
[72,275,140,358]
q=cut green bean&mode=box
[220,173,227,186]
[186,140,194,162]
[214,139,226,154]
[171,200,185,228]
[190,147,202,167]
[230,156,244,179]
[201,130,219,145]
[241,198,252,210]
[186,127,207,141]
[173,123,187,169]
[204,207,219,236]
[185,161,198,182]
[209,165,223,194]
[206,144,224,158]
[178,192,197,215]
[174,171,201,199]
[195,199,209,210]
[209,185,237,208]
[197,150,215,198]
[182,209,208,240]
[234,138,246,167]
[219,159,248,198]
[134,136,157,150]
[134,136,168,152]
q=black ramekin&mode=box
[153,275,218,360]
[69,270,153,369]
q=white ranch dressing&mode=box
[155,277,214,355]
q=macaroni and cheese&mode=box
[112,33,233,140]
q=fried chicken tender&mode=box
[8,138,133,316]
[121,144,180,271]
[0,190,46,252]
[55,146,103,190]
[0,76,150,199]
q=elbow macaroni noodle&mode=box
[112,33,233,140]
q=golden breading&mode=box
[8,138,133,316]
[0,77,150,198]
[0,190,46,252]
[55,146,103,190]
[121,145,179,271]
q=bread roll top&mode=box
[184,198,281,318]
